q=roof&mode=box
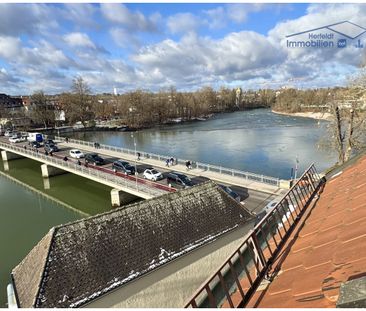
[251,155,366,308]
[12,181,253,308]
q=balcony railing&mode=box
[185,163,324,308]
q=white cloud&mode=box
[0,4,58,36]
[203,7,227,30]
[110,28,140,49]
[133,31,285,88]
[227,3,265,24]
[0,36,22,59]
[100,3,157,32]
[64,32,96,49]
[167,13,201,34]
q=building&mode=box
[249,154,366,307]
[0,94,27,129]
[188,155,366,308]
[10,181,254,308]
[0,94,23,111]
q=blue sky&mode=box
[0,3,366,95]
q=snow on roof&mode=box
[12,181,253,308]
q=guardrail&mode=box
[0,141,172,198]
[184,163,324,308]
[49,135,280,187]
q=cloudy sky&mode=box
[1,3,366,95]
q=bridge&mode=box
[0,135,287,207]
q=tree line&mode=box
[27,77,277,129]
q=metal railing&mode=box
[0,141,173,198]
[50,135,280,187]
[184,164,324,308]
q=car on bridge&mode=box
[112,160,135,175]
[85,153,105,166]
[166,172,194,189]
[143,168,163,181]
[4,130,14,137]
[69,149,85,159]
[30,141,41,148]
[219,185,241,202]
[44,143,59,153]
[9,135,27,143]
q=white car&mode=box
[9,135,26,143]
[143,168,163,181]
[69,149,85,159]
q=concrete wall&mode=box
[86,220,255,308]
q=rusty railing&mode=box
[185,163,324,308]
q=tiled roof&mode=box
[251,155,366,308]
[12,181,253,308]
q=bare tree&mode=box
[30,91,55,128]
[63,76,95,127]
[325,87,366,164]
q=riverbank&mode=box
[272,110,332,121]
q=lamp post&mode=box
[294,156,299,180]
[131,133,138,188]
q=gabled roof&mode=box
[252,155,366,308]
[12,181,253,308]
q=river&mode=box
[67,109,336,179]
[0,108,336,306]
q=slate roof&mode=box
[12,181,253,308]
[249,155,366,307]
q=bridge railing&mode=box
[0,142,169,198]
[51,136,280,187]
[184,163,324,308]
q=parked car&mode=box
[44,139,55,145]
[9,135,26,143]
[85,153,104,165]
[112,160,135,175]
[69,149,85,159]
[219,185,241,202]
[30,141,41,148]
[44,143,59,153]
[143,168,163,181]
[4,130,13,137]
[166,172,194,189]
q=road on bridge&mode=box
[0,136,284,214]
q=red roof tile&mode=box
[251,155,366,308]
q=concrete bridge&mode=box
[52,136,287,190]
[0,141,171,206]
[0,136,287,207]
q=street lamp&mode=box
[131,133,138,188]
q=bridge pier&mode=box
[111,189,138,207]
[41,164,68,178]
[3,160,9,171]
[1,150,24,161]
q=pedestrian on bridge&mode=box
[166,158,170,167]
[170,157,174,166]
[186,160,191,170]
[137,152,141,160]
[65,137,69,143]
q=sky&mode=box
[1,3,366,95]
